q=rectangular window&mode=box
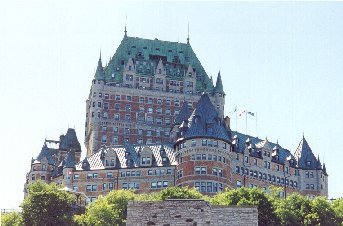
[126,96,132,101]
[202,139,207,146]
[139,97,144,103]
[107,172,113,178]
[109,183,114,190]
[115,95,120,100]
[73,174,80,180]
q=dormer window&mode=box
[159,69,162,74]
[142,157,151,165]
[306,161,311,166]
[42,164,47,171]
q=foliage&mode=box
[211,187,278,226]
[159,186,203,200]
[16,182,343,226]
[274,192,312,226]
[21,181,75,226]
[305,196,338,226]
[1,212,24,226]
[332,198,343,225]
[74,190,135,226]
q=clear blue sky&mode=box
[1,1,342,209]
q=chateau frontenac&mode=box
[25,29,328,204]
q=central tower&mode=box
[84,31,226,156]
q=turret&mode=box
[213,71,225,118]
[94,52,105,80]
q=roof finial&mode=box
[124,14,128,38]
[99,50,101,60]
[187,22,190,44]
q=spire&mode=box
[294,136,318,169]
[94,52,105,79]
[214,71,224,94]
[323,163,327,175]
[187,22,190,44]
[124,15,128,38]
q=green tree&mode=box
[304,196,338,226]
[211,187,278,226]
[74,189,135,226]
[21,181,75,226]
[159,186,203,200]
[1,212,24,226]
[274,192,311,226]
[332,198,343,225]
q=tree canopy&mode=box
[3,182,343,226]
[21,181,75,226]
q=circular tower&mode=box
[174,93,232,194]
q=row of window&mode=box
[194,181,224,193]
[84,182,114,192]
[120,171,141,177]
[102,127,171,136]
[194,167,223,177]
[178,140,228,150]
[235,166,298,187]
[32,165,47,171]
[148,169,173,176]
[151,181,169,189]
[190,154,226,163]
[31,174,46,181]
[101,132,170,144]
[237,154,299,175]
[92,92,190,107]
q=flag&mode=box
[247,112,255,116]
[239,109,246,117]
[233,106,237,112]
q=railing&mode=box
[1,209,21,214]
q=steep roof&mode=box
[174,101,192,125]
[178,93,230,142]
[232,131,293,164]
[63,150,76,169]
[96,36,213,91]
[214,71,224,94]
[36,142,59,165]
[294,136,321,169]
[59,128,81,151]
[75,144,176,171]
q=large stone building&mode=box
[25,30,328,204]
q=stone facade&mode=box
[126,200,258,226]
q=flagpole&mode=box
[245,109,248,134]
[235,107,238,132]
[256,112,258,138]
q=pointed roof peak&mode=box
[214,70,224,94]
[124,14,128,38]
[187,22,190,44]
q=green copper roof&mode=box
[214,71,224,94]
[95,36,214,92]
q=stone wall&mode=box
[126,199,258,226]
